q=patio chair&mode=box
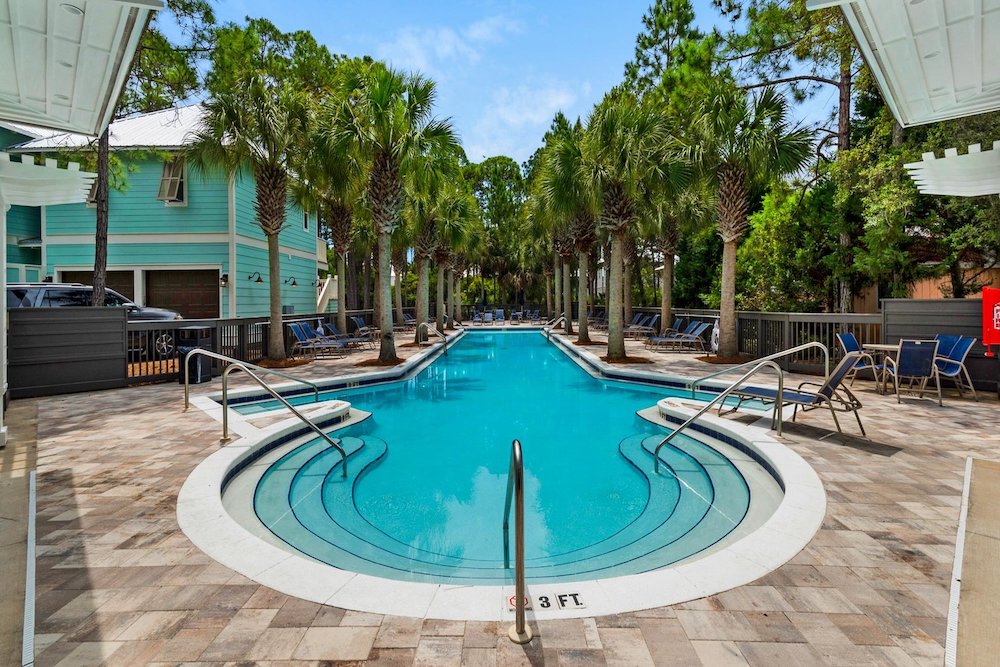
[496,308,506,324]
[483,311,494,325]
[627,314,660,339]
[934,334,962,359]
[935,336,978,401]
[350,315,377,338]
[326,322,375,349]
[662,318,683,335]
[835,331,880,386]
[471,311,483,325]
[727,352,866,437]
[288,322,344,358]
[883,339,942,406]
[666,321,712,352]
[645,320,702,351]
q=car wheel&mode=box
[152,332,175,358]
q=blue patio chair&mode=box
[666,321,712,352]
[627,313,660,339]
[935,336,978,401]
[835,331,880,386]
[483,311,494,325]
[645,320,701,350]
[883,339,942,406]
[326,322,374,349]
[934,334,962,359]
[496,308,506,323]
[472,311,483,325]
[288,322,344,358]
[727,352,866,436]
[663,318,683,335]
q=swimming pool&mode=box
[226,331,771,585]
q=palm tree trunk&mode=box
[362,253,371,310]
[446,268,454,329]
[563,259,574,334]
[554,260,562,317]
[266,232,285,360]
[660,255,672,336]
[719,239,738,358]
[436,265,445,331]
[623,261,633,324]
[544,272,553,318]
[377,231,396,362]
[394,264,404,327]
[608,231,626,360]
[577,252,590,344]
[337,252,348,334]
[455,270,463,324]
[414,256,428,343]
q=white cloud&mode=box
[376,15,520,78]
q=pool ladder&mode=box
[502,439,532,644]
[181,349,347,477]
[418,322,449,354]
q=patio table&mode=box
[863,341,938,396]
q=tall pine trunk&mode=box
[92,127,109,308]
[577,252,590,344]
[362,253,371,310]
[607,230,626,359]
[562,259,573,334]
[837,57,854,313]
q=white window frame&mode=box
[156,158,187,207]
[86,180,98,208]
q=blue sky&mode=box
[210,1,829,165]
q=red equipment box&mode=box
[984,286,1000,357]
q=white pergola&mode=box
[0,0,161,447]
[809,1,1000,197]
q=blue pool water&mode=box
[247,331,754,584]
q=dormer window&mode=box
[156,158,186,205]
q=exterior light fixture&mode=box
[220,273,229,288]
[248,271,263,284]
[284,277,298,288]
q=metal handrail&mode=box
[544,315,566,340]
[654,360,785,473]
[182,348,320,410]
[181,349,347,476]
[502,439,532,644]
[689,341,829,395]
[418,322,448,354]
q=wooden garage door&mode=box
[145,270,219,319]
[61,270,135,300]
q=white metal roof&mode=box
[13,104,205,152]
[0,120,53,140]
[809,0,1000,127]
[0,152,95,206]
[904,141,1000,196]
[0,0,164,136]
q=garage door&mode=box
[145,270,219,319]
[61,270,135,300]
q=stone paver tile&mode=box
[736,641,827,667]
[638,618,700,666]
[340,610,384,626]
[464,621,502,649]
[368,647,418,665]
[150,627,221,662]
[811,642,911,666]
[422,618,465,636]
[245,626,308,660]
[269,597,321,628]
[535,619,590,649]
[675,610,759,641]
[743,611,807,643]
[690,640,749,666]
[310,604,345,627]
[102,639,168,667]
[462,647,498,667]
[114,610,188,641]
[292,625,378,661]
[717,586,796,612]
[198,607,278,661]
[413,636,463,667]
[33,632,63,657]
[594,613,640,628]
[597,627,655,667]
[53,641,124,666]
[786,612,854,646]
[777,586,864,614]
[557,648,608,666]
[890,634,945,667]
[61,610,144,643]
[243,585,289,609]
[374,616,423,648]
[582,617,602,649]
[828,613,897,646]
[908,616,946,645]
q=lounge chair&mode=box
[726,351,866,436]
[350,315,377,338]
[326,323,374,349]
[471,310,482,325]
[288,322,345,358]
[835,331,880,386]
[935,336,978,401]
[666,321,711,352]
[483,311,494,325]
[645,320,702,351]
[627,314,660,339]
[496,308,505,324]
[662,318,683,335]
[883,339,942,406]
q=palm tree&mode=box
[323,61,458,361]
[390,225,410,327]
[686,87,814,357]
[582,89,682,360]
[188,76,309,361]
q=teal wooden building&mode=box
[3,106,327,319]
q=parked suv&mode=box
[7,282,183,356]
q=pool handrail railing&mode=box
[182,349,347,477]
[418,321,448,354]
[502,439,532,644]
[182,348,320,409]
[689,341,829,396]
[654,359,785,473]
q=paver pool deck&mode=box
[10,328,999,666]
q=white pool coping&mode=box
[178,329,827,621]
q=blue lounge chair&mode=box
[326,323,374,349]
[472,311,483,325]
[627,314,660,339]
[935,336,978,401]
[883,339,942,406]
[288,322,345,358]
[350,315,377,338]
[645,320,702,351]
[667,321,711,352]
[496,308,505,324]
[835,331,880,386]
[727,351,866,436]
[483,311,494,325]
[934,334,961,359]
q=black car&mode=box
[7,282,183,356]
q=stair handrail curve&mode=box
[182,348,320,410]
[654,359,785,474]
[689,341,829,396]
[544,314,566,340]
[182,349,347,477]
[502,439,532,644]
[418,321,448,354]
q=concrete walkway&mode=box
[21,328,1000,665]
